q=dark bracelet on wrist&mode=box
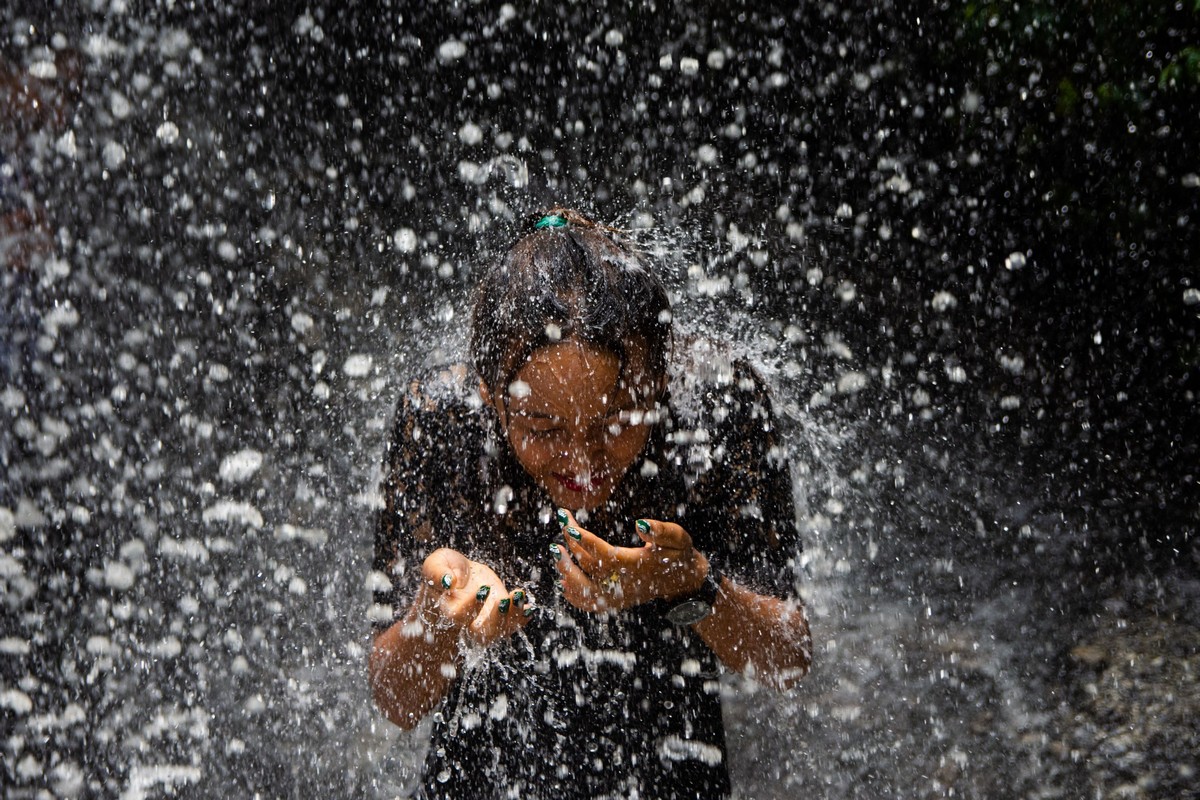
[664,559,721,626]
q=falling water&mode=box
[2,2,1197,798]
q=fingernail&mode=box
[513,590,527,606]
[566,526,581,541]
[636,519,650,534]
[441,573,453,589]
[556,508,569,527]
[549,543,562,561]
[523,605,536,618]
[499,598,510,614]
[476,585,491,602]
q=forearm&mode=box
[693,576,812,690]
[369,587,461,729]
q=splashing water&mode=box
[2,3,1196,798]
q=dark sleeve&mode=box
[369,383,473,633]
[686,362,801,599]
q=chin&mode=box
[549,481,616,513]
[553,491,607,513]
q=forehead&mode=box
[509,339,654,414]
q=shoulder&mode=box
[660,336,786,489]
[662,337,801,571]
[386,363,487,451]
[395,363,483,421]
[400,363,481,411]
[666,336,776,433]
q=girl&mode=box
[369,208,811,799]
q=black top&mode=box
[371,353,801,800]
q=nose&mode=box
[562,425,608,471]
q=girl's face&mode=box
[483,338,662,512]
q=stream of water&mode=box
[3,3,1196,798]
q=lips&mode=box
[554,471,610,494]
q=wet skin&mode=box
[371,339,811,729]
[478,339,708,609]
[431,339,706,630]
[482,338,662,513]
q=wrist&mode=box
[664,553,721,626]
[408,585,462,643]
[681,551,710,598]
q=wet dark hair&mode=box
[471,207,673,401]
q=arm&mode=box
[554,513,811,690]
[554,359,811,688]
[368,383,531,728]
[369,581,463,729]
[688,361,811,688]
[370,548,533,729]
[692,562,811,690]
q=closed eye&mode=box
[512,417,565,440]
[616,409,643,426]
[602,408,656,437]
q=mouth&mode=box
[553,471,610,494]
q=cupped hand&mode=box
[419,548,533,647]
[550,510,708,613]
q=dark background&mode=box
[2,1,1197,797]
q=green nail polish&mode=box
[523,605,536,618]
[636,519,650,534]
[549,543,562,561]
[513,590,526,606]
[499,598,510,614]
[567,526,581,541]
[441,573,453,589]
[476,585,491,602]
[556,508,569,527]
[535,214,567,229]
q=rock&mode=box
[1056,612,1200,799]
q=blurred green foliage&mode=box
[921,1,1199,553]
[954,1,1198,119]
[1161,45,1200,88]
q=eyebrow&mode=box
[511,409,564,421]
[509,395,651,423]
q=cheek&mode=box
[608,427,653,467]
[510,436,557,472]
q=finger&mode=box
[635,518,692,550]
[502,587,538,631]
[562,562,610,612]
[549,541,576,579]
[559,513,630,571]
[561,525,613,577]
[555,508,582,558]
[550,541,590,593]
[473,587,536,643]
[433,558,498,628]
[555,507,574,529]
[558,509,627,550]
[563,568,610,611]
[511,588,539,628]
[421,547,470,589]
[442,580,491,627]
[462,558,505,611]
[556,508,608,543]
[482,579,537,620]
[422,550,474,627]
[467,581,509,644]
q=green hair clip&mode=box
[535,214,568,229]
